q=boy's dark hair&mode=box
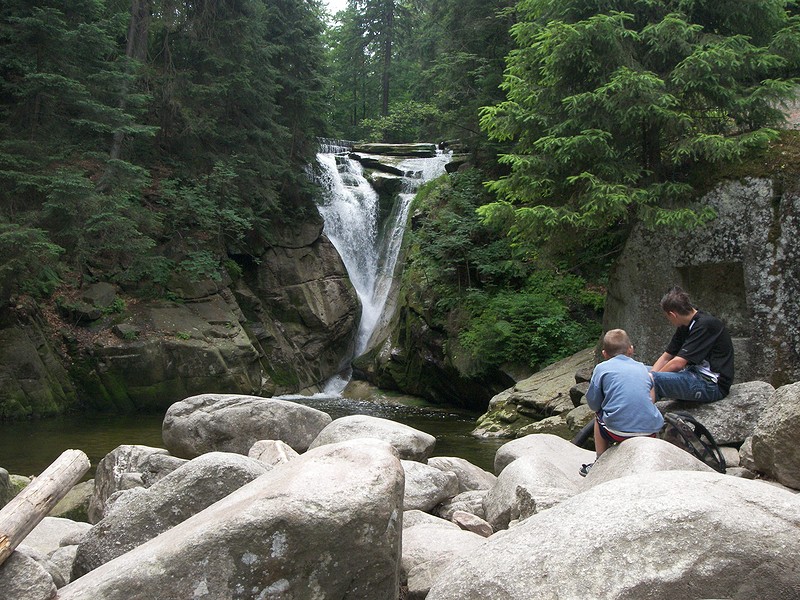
[603,328,632,357]
[660,286,694,315]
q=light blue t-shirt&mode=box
[586,354,664,434]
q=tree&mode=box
[479,0,800,243]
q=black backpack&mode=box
[660,411,727,473]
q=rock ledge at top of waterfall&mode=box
[352,143,437,157]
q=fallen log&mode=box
[0,449,90,567]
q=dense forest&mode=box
[1,0,799,404]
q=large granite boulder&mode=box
[0,551,57,600]
[21,517,91,557]
[49,480,94,522]
[88,445,183,524]
[73,452,269,578]
[402,460,460,512]
[473,349,596,438]
[433,490,488,521]
[657,380,775,445]
[0,467,11,509]
[427,471,800,600]
[58,439,404,600]
[162,394,332,458]
[603,178,800,387]
[483,452,581,530]
[493,433,594,475]
[401,511,486,600]
[751,381,800,489]
[426,456,496,492]
[580,436,717,489]
[309,414,436,461]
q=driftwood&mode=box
[0,449,90,567]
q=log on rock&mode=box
[0,449,90,567]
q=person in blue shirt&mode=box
[580,328,665,476]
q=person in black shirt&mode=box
[651,286,734,402]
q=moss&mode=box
[694,130,800,194]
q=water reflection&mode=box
[0,394,505,478]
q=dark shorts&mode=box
[596,414,658,444]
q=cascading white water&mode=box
[314,146,451,362]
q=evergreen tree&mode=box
[479,0,800,243]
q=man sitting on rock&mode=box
[651,286,734,403]
[580,329,665,476]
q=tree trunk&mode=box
[97,0,151,192]
[381,1,394,117]
[0,449,90,567]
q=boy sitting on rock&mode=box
[580,329,665,476]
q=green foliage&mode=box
[0,223,64,298]
[404,170,603,376]
[479,0,800,244]
[179,251,222,283]
[458,274,603,373]
[361,101,441,143]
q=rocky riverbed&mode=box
[1,374,798,599]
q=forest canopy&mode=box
[478,0,800,247]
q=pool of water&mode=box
[0,394,506,478]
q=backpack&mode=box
[660,411,726,473]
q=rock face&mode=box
[0,551,57,600]
[751,381,800,489]
[162,394,332,458]
[0,219,360,418]
[0,299,78,419]
[57,439,404,600]
[604,178,800,387]
[427,471,800,600]
[473,349,595,439]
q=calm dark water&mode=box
[0,394,505,478]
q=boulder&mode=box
[580,436,716,490]
[427,471,800,600]
[0,467,11,508]
[473,349,595,438]
[309,414,435,461]
[58,439,404,600]
[658,380,774,445]
[248,439,299,467]
[483,453,581,530]
[49,545,79,587]
[162,394,332,458]
[0,551,57,600]
[21,517,91,557]
[401,510,486,600]
[15,544,66,588]
[603,179,800,387]
[88,445,176,523]
[73,452,269,578]
[751,381,800,489]
[493,433,594,475]
[402,460,460,512]
[49,479,93,522]
[433,490,488,521]
[426,456,496,492]
[451,511,493,538]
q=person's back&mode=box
[587,353,663,435]
[580,329,664,476]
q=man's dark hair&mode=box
[660,286,694,315]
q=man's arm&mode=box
[652,352,688,373]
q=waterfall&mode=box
[314,147,451,366]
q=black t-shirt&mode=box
[665,310,735,395]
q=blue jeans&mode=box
[652,369,724,403]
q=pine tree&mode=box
[479,0,800,240]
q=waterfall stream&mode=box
[314,145,451,368]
